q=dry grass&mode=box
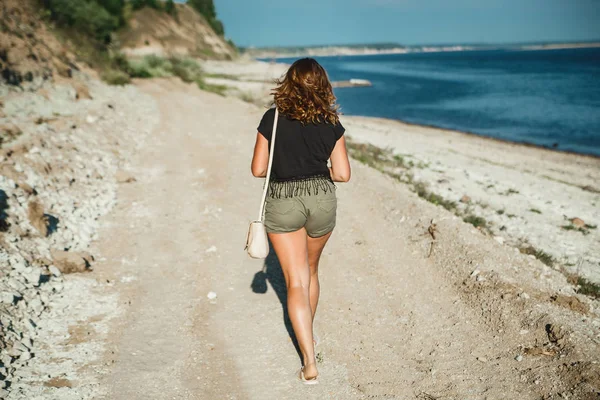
[463,214,488,229]
[518,245,554,267]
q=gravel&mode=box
[0,73,159,398]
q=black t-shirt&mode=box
[257,108,345,180]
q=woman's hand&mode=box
[251,132,269,177]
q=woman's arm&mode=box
[329,136,351,182]
[251,132,269,177]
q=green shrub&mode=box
[576,277,600,299]
[96,0,127,26]
[197,79,227,96]
[110,52,131,72]
[126,56,204,81]
[463,215,487,229]
[101,69,130,85]
[188,0,225,36]
[165,0,177,16]
[227,38,237,52]
[414,183,457,211]
[170,57,203,82]
[43,0,119,42]
[519,245,554,267]
[127,56,171,77]
[131,0,162,10]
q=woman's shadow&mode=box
[250,239,301,360]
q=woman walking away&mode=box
[251,58,351,384]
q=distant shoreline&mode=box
[200,57,600,159]
[249,42,600,59]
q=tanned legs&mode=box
[268,229,332,380]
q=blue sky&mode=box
[197,0,600,48]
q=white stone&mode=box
[49,265,62,277]
[0,292,15,304]
[28,297,44,316]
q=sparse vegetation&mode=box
[125,55,227,94]
[463,214,487,229]
[227,38,238,51]
[197,80,228,96]
[131,0,161,10]
[188,0,225,36]
[346,139,460,211]
[41,0,125,42]
[519,245,554,267]
[529,208,542,214]
[574,276,600,299]
[496,209,505,215]
[100,69,130,85]
[239,92,256,103]
[562,270,600,299]
[414,183,457,211]
[165,0,177,17]
[206,73,240,80]
[199,48,217,58]
[41,0,233,85]
[561,223,596,235]
[477,201,489,209]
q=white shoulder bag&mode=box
[245,108,280,259]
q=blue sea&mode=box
[277,48,600,157]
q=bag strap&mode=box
[257,108,279,221]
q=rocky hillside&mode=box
[0,0,79,89]
[118,3,236,60]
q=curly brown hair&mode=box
[272,58,340,125]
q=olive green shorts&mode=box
[264,183,337,238]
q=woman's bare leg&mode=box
[307,231,333,321]
[268,228,318,379]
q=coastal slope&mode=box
[119,4,236,59]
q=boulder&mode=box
[50,249,93,274]
[571,217,585,228]
[16,182,35,195]
[0,163,26,182]
[28,200,49,237]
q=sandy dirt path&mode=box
[92,79,599,399]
